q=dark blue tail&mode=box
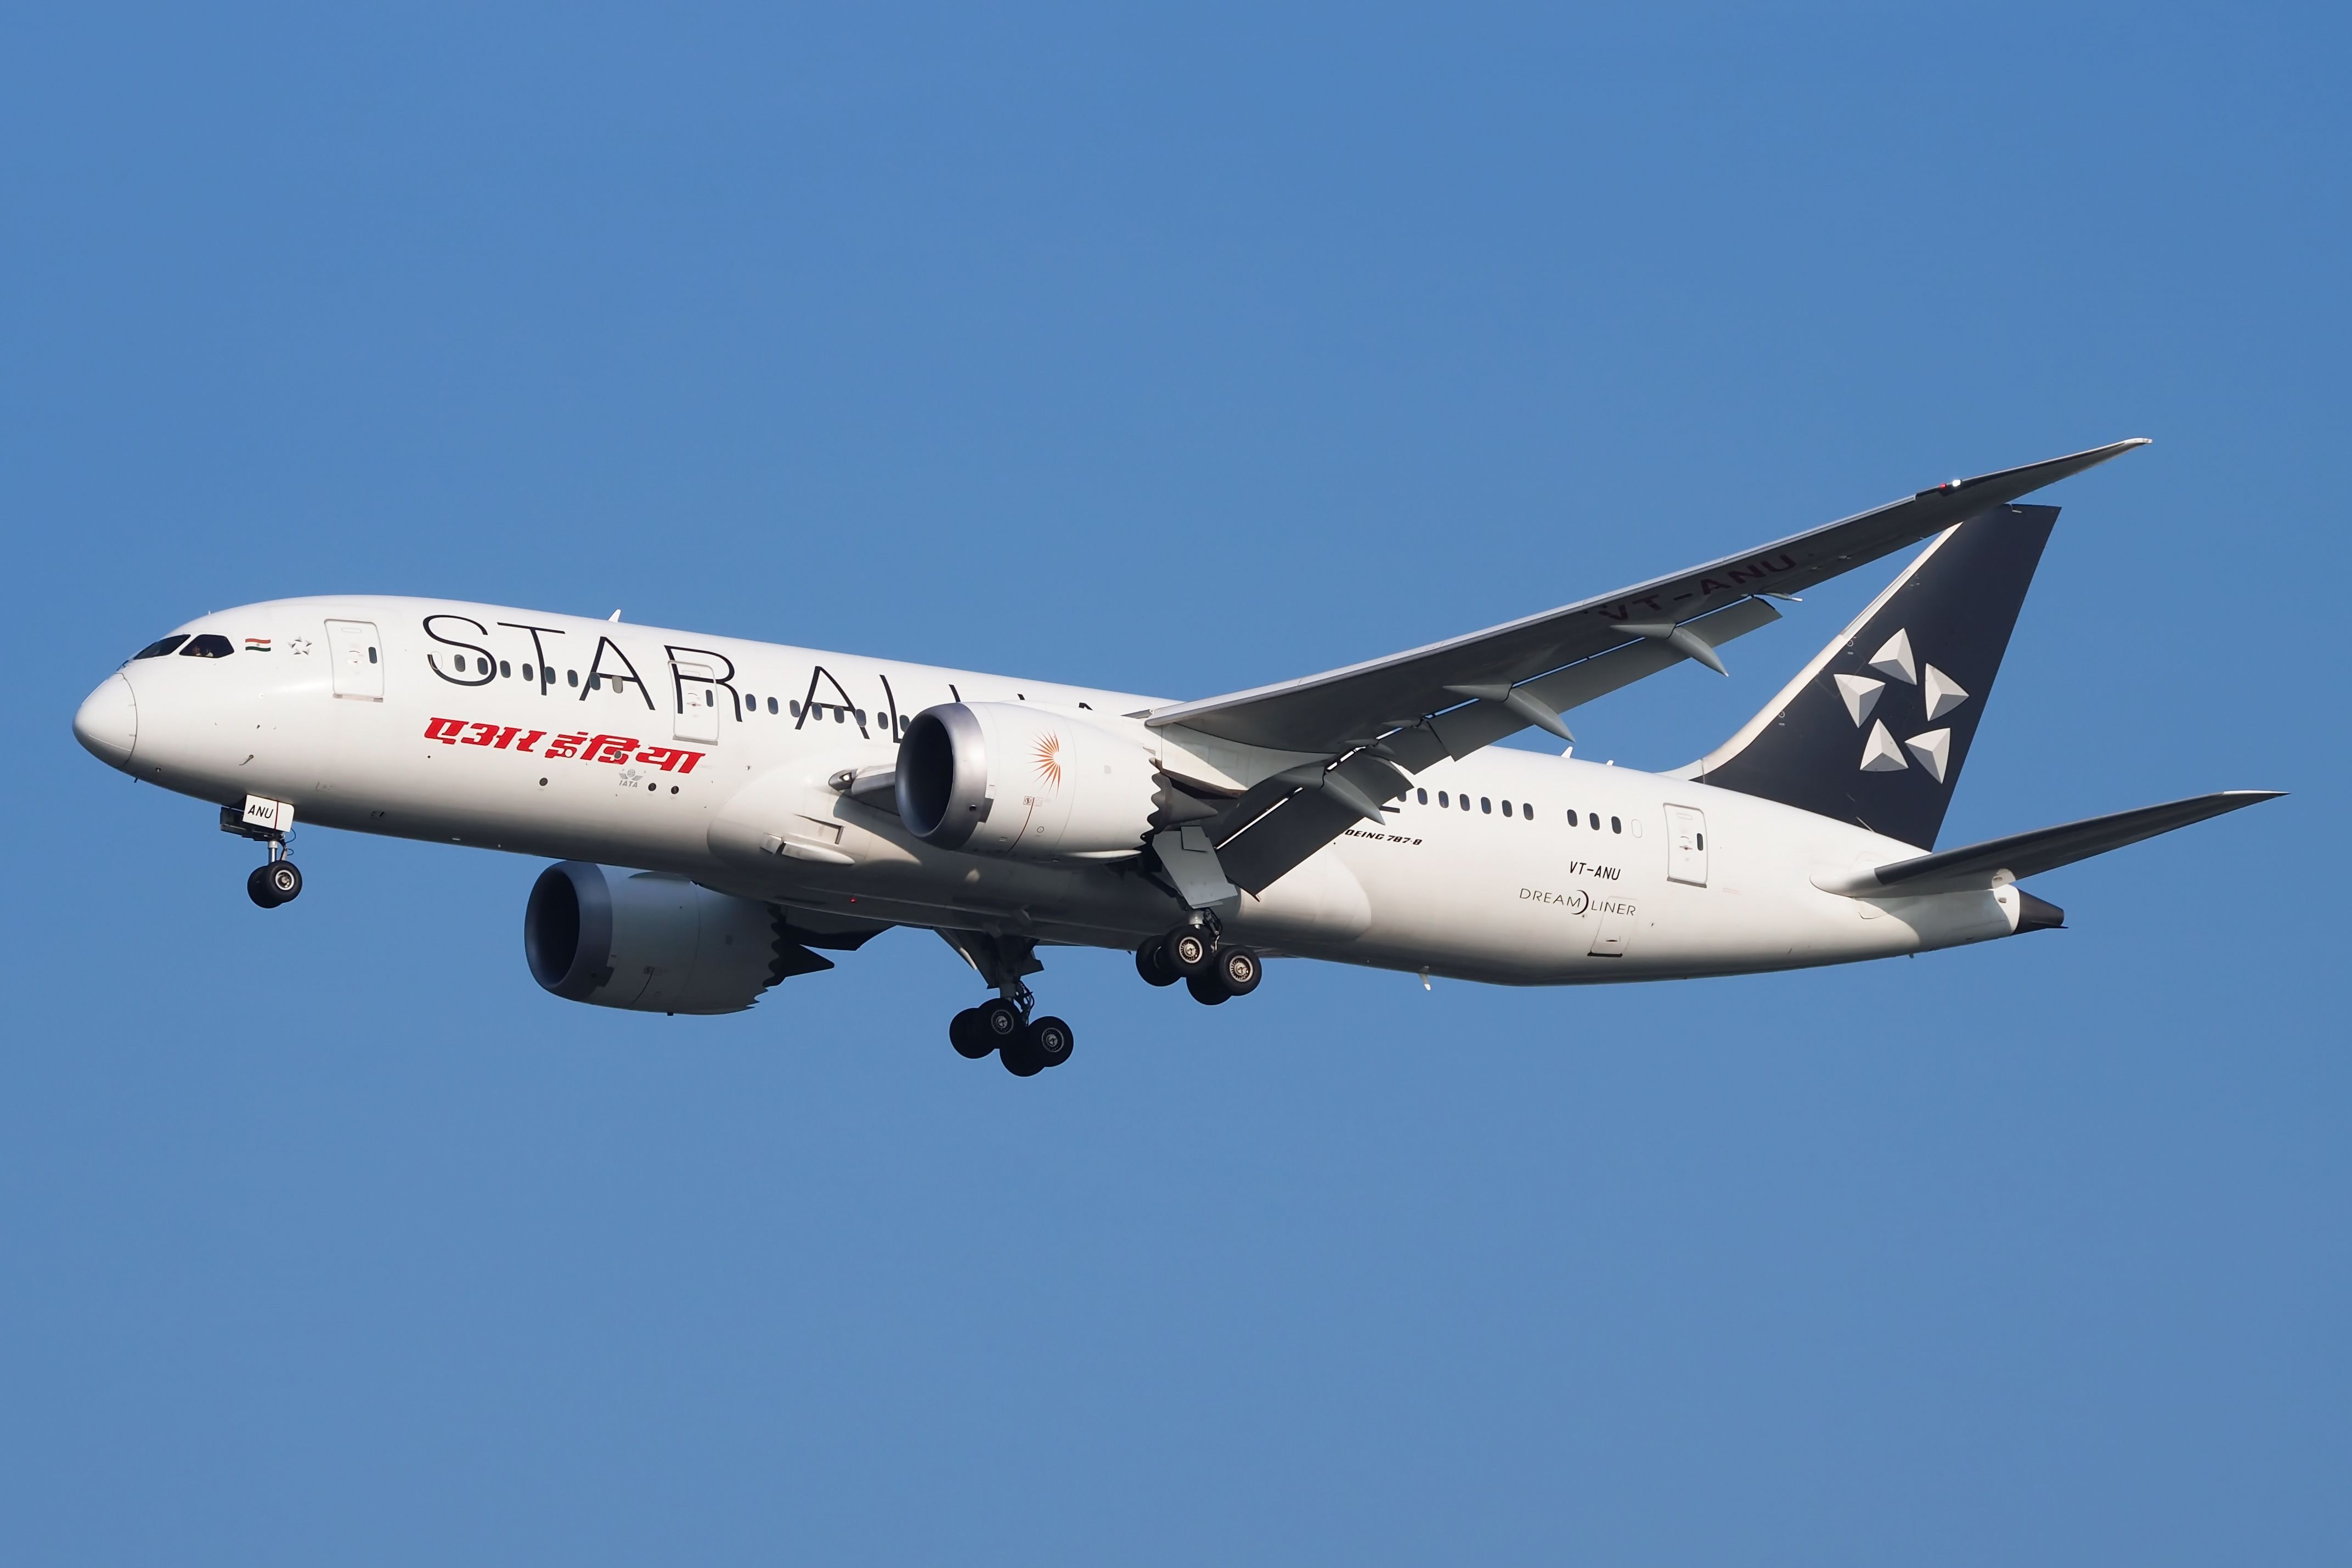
[1685,504,2057,850]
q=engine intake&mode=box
[896,702,1161,859]
[524,861,822,1014]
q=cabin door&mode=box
[1665,804,1708,887]
[324,620,383,701]
[673,661,721,743]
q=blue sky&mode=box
[4,5,2344,1563]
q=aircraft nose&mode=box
[74,672,138,769]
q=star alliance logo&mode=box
[1834,628,1967,782]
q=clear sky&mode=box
[4,5,2344,1564]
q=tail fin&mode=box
[1687,503,2057,849]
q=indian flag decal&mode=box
[244,636,272,651]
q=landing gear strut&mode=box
[223,805,302,909]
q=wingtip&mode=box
[2075,435,2153,464]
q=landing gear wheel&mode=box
[1164,928,1215,979]
[1216,945,1261,996]
[999,1032,1047,1076]
[1185,972,1229,1006]
[949,1008,995,1059]
[247,861,301,908]
[1136,940,1181,988]
[1026,1016,1075,1069]
[978,999,1025,1046]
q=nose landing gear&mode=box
[222,803,303,909]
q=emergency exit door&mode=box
[1665,804,1708,887]
[324,620,383,700]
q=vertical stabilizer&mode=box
[1686,504,2057,849]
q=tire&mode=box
[999,1034,1047,1076]
[1165,928,1215,978]
[246,865,281,909]
[949,1007,994,1059]
[263,861,303,903]
[1217,945,1261,997]
[1185,973,1229,1006]
[1026,1016,1075,1069]
[978,999,1025,1045]
[1135,941,1180,988]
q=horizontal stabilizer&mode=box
[1816,791,2283,897]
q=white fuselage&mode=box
[82,596,2035,985]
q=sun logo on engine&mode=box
[1031,732,1063,788]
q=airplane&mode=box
[73,438,2279,1075]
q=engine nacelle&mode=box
[524,861,798,1014]
[896,702,1160,859]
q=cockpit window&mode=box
[179,634,235,658]
[133,635,190,659]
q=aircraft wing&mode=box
[1150,439,2146,755]
[1168,439,2148,893]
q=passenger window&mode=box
[1695,833,1705,850]
[704,691,715,707]
[567,670,579,687]
[1611,816,1622,833]
[499,660,511,678]
[367,647,378,663]
[134,635,190,659]
[1417,788,1428,804]
[1462,794,1471,810]
[179,634,234,658]
[1522,803,1532,820]
[1566,809,1578,827]
[1501,800,1512,817]
[1480,797,1491,814]
[1591,815,1601,831]
[1437,791,1448,808]
[789,701,802,718]
[768,697,779,714]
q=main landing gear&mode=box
[937,932,1073,1077]
[948,983,1075,1077]
[222,805,303,909]
[1136,922,1262,1006]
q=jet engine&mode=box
[524,861,820,1014]
[896,702,1162,859]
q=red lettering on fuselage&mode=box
[423,718,700,774]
